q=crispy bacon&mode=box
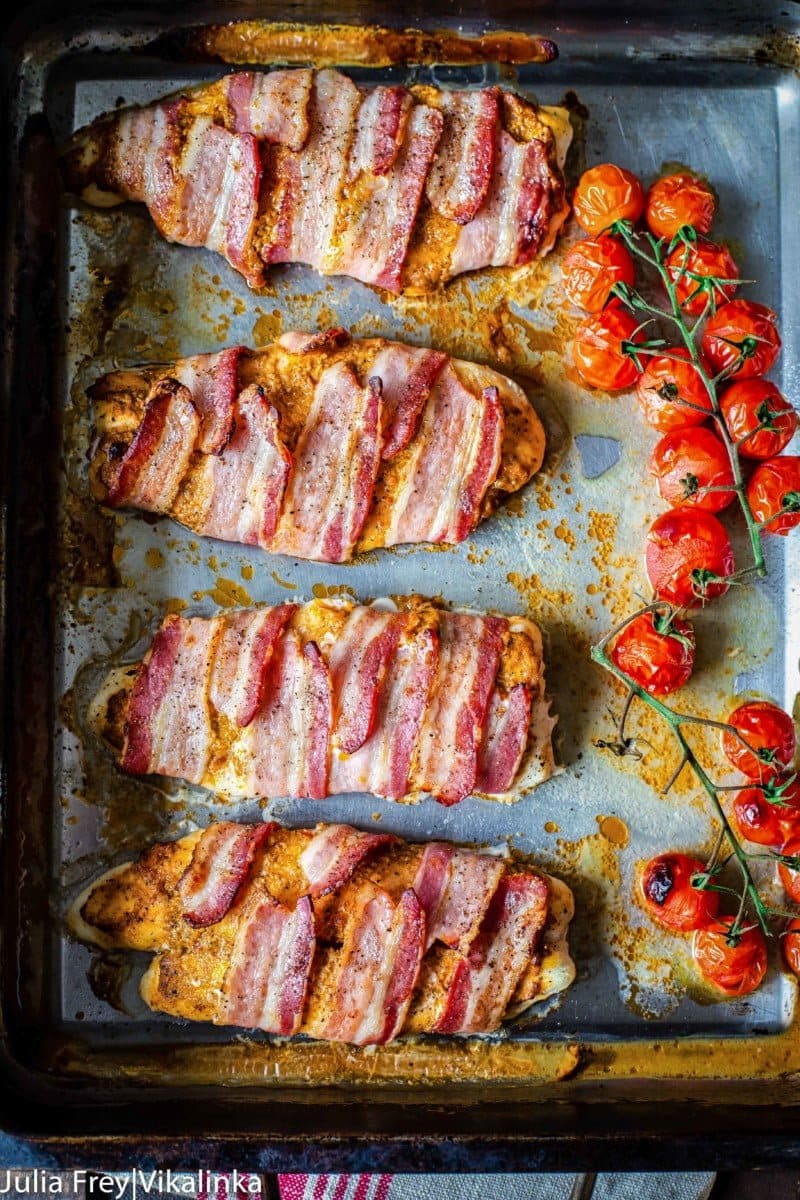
[322,886,425,1045]
[172,346,243,455]
[413,844,505,950]
[193,385,291,547]
[435,874,549,1034]
[384,366,504,547]
[426,89,499,224]
[271,364,381,562]
[476,684,532,794]
[370,343,447,460]
[226,69,313,150]
[178,821,275,926]
[329,622,439,799]
[412,612,505,804]
[248,633,332,799]
[224,894,315,1035]
[329,607,406,753]
[299,824,397,898]
[105,379,198,511]
[209,604,297,727]
[121,615,219,781]
[277,328,351,354]
[349,85,412,179]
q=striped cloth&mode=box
[279,1178,392,1200]
[277,1176,716,1200]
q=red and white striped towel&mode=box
[279,1177,393,1200]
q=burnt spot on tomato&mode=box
[644,859,674,907]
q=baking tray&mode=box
[2,0,800,1169]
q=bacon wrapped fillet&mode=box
[90,597,556,805]
[62,69,571,293]
[69,821,575,1043]
[88,332,545,562]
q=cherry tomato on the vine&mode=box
[645,509,734,608]
[609,611,695,697]
[635,347,715,432]
[572,164,645,235]
[692,917,768,996]
[779,836,800,904]
[721,701,797,782]
[746,456,800,536]
[645,173,716,241]
[720,380,799,460]
[732,789,787,846]
[561,235,636,313]
[649,426,736,513]
[666,239,739,317]
[572,304,642,391]
[782,917,800,979]
[640,853,719,932]
[701,299,782,379]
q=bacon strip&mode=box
[412,612,505,805]
[329,622,439,799]
[329,607,406,753]
[323,886,425,1045]
[277,328,351,355]
[224,895,315,1035]
[209,604,297,727]
[173,346,243,455]
[299,825,396,898]
[476,684,532,794]
[349,86,411,178]
[335,103,443,291]
[248,633,332,799]
[384,368,504,547]
[426,89,499,224]
[121,615,219,782]
[226,69,313,151]
[413,844,505,950]
[369,344,447,460]
[271,364,381,562]
[178,822,275,926]
[193,385,291,547]
[435,874,549,1034]
[105,380,198,510]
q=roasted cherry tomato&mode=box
[732,788,787,846]
[666,239,739,317]
[572,304,642,390]
[635,348,714,432]
[649,426,736,513]
[645,509,734,608]
[719,380,799,460]
[561,235,636,313]
[645,173,716,241]
[692,917,768,996]
[781,917,800,978]
[609,611,695,698]
[572,164,645,235]
[721,700,797,782]
[779,836,800,904]
[701,299,781,379]
[640,853,719,932]
[746,456,800,536]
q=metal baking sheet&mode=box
[4,7,800,1099]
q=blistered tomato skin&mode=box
[635,348,714,432]
[721,701,797,783]
[609,611,695,697]
[649,426,736,513]
[779,837,800,904]
[692,917,768,996]
[701,299,781,379]
[666,239,739,317]
[782,918,800,978]
[732,788,786,846]
[645,173,716,240]
[746,456,800,536]
[572,164,645,235]
[645,509,735,608]
[561,235,636,313]
[572,305,642,390]
[640,853,719,932]
[720,380,799,460]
